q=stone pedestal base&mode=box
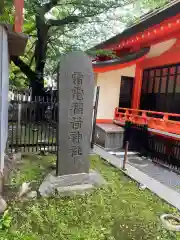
[39,170,106,197]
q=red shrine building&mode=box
[92,1,180,138]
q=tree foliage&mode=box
[1,0,168,94]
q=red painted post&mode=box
[14,0,24,32]
[131,64,143,109]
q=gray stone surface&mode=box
[57,51,94,175]
[96,124,124,133]
[57,184,94,196]
[18,182,31,198]
[126,155,180,194]
[6,152,22,162]
[26,191,37,199]
[0,197,7,213]
[94,145,180,210]
[39,170,106,197]
[108,150,180,195]
[95,124,124,150]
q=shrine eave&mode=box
[91,1,180,51]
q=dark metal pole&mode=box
[16,95,22,152]
[123,141,129,170]
[91,86,100,149]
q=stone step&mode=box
[95,123,124,150]
[57,184,94,196]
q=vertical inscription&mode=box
[69,72,84,159]
[57,51,94,175]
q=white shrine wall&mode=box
[96,65,136,121]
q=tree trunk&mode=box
[11,16,49,98]
[31,15,49,98]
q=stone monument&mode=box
[39,51,105,197]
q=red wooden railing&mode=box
[114,107,180,135]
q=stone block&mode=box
[57,184,94,196]
[95,123,124,150]
[39,170,106,197]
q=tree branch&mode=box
[47,5,123,27]
[11,56,36,81]
[48,15,79,26]
[43,0,58,14]
[29,54,35,68]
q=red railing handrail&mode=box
[115,107,180,118]
[114,107,180,135]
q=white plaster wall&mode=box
[96,65,135,120]
[0,26,9,171]
[146,38,176,59]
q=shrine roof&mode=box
[92,0,180,50]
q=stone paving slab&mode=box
[107,149,180,194]
[127,155,180,194]
[94,145,180,210]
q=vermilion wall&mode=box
[131,38,180,109]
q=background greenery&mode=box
[2,0,168,93]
